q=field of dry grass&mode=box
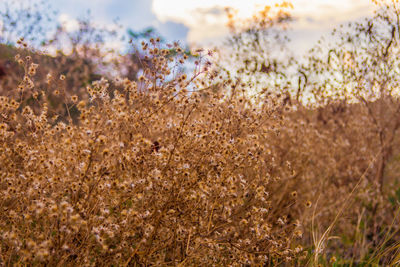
[1,1,400,266]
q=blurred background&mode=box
[2,1,400,265]
[0,0,376,55]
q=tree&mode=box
[301,0,400,193]
[215,3,295,101]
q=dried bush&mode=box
[0,38,303,266]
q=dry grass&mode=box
[0,39,305,266]
[1,1,400,266]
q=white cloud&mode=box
[58,13,80,32]
[151,0,375,46]
[103,39,124,52]
[0,19,3,37]
[152,0,280,45]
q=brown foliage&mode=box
[0,40,303,266]
[2,0,400,266]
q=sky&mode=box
[2,0,379,54]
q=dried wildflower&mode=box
[294,230,303,238]
[102,148,110,156]
[77,100,86,109]
[0,123,7,131]
[138,75,146,82]
[28,63,39,76]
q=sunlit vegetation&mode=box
[1,0,400,266]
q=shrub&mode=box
[0,40,301,266]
